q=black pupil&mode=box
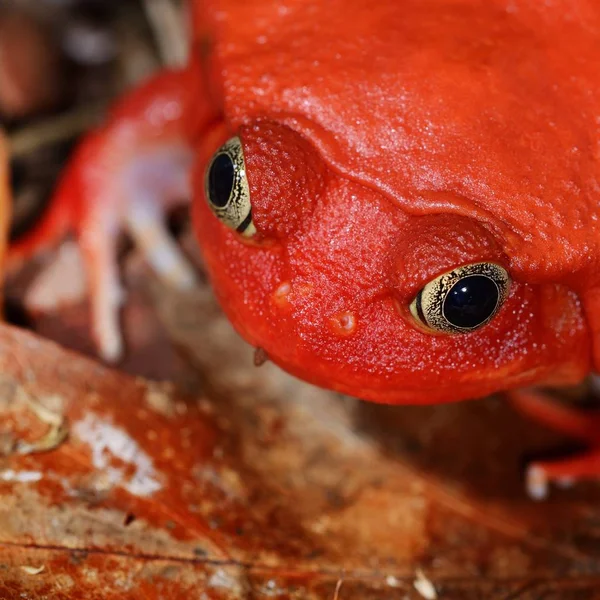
[443,275,499,329]
[208,153,234,208]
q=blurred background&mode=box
[1,0,187,231]
[2,4,600,597]
[0,0,188,355]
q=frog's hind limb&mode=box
[73,133,197,362]
[121,143,197,291]
[9,68,217,362]
[508,388,600,500]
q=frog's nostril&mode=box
[330,311,357,336]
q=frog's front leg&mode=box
[121,144,197,290]
[14,68,218,362]
[508,388,600,499]
[78,205,125,362]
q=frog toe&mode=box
[525,452,600,501]
[509,388,600,498]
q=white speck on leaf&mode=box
[74,414,162,496]
[0,470,43,483]
[20,565,45,575]
[414,569,437,599]
[208,569,241,590]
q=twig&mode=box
[142,0,188,67]
[333,577,343,600]
[7,102,107,159]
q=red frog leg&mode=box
[508,388,600,500]
[10,67,220,361]
[121,142,197,290]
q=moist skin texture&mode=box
[190,1,597,403]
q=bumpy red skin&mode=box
[191,0,599,404]
[14,0,600,406]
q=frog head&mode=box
[192,120,590,404]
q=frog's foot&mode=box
[508,389,600,500]
[76,144,196,363]
[122,145,197,291]
[79,209,127,363]
[22,143,197,363]
[12,69,212,363]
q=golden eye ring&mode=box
[205,136,256,237]
[409,263,511,333]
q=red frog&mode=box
[10,0,600,498]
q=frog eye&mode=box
[409,263,510,333]
[205,136,256,237]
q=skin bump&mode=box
[330,311,357,336]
